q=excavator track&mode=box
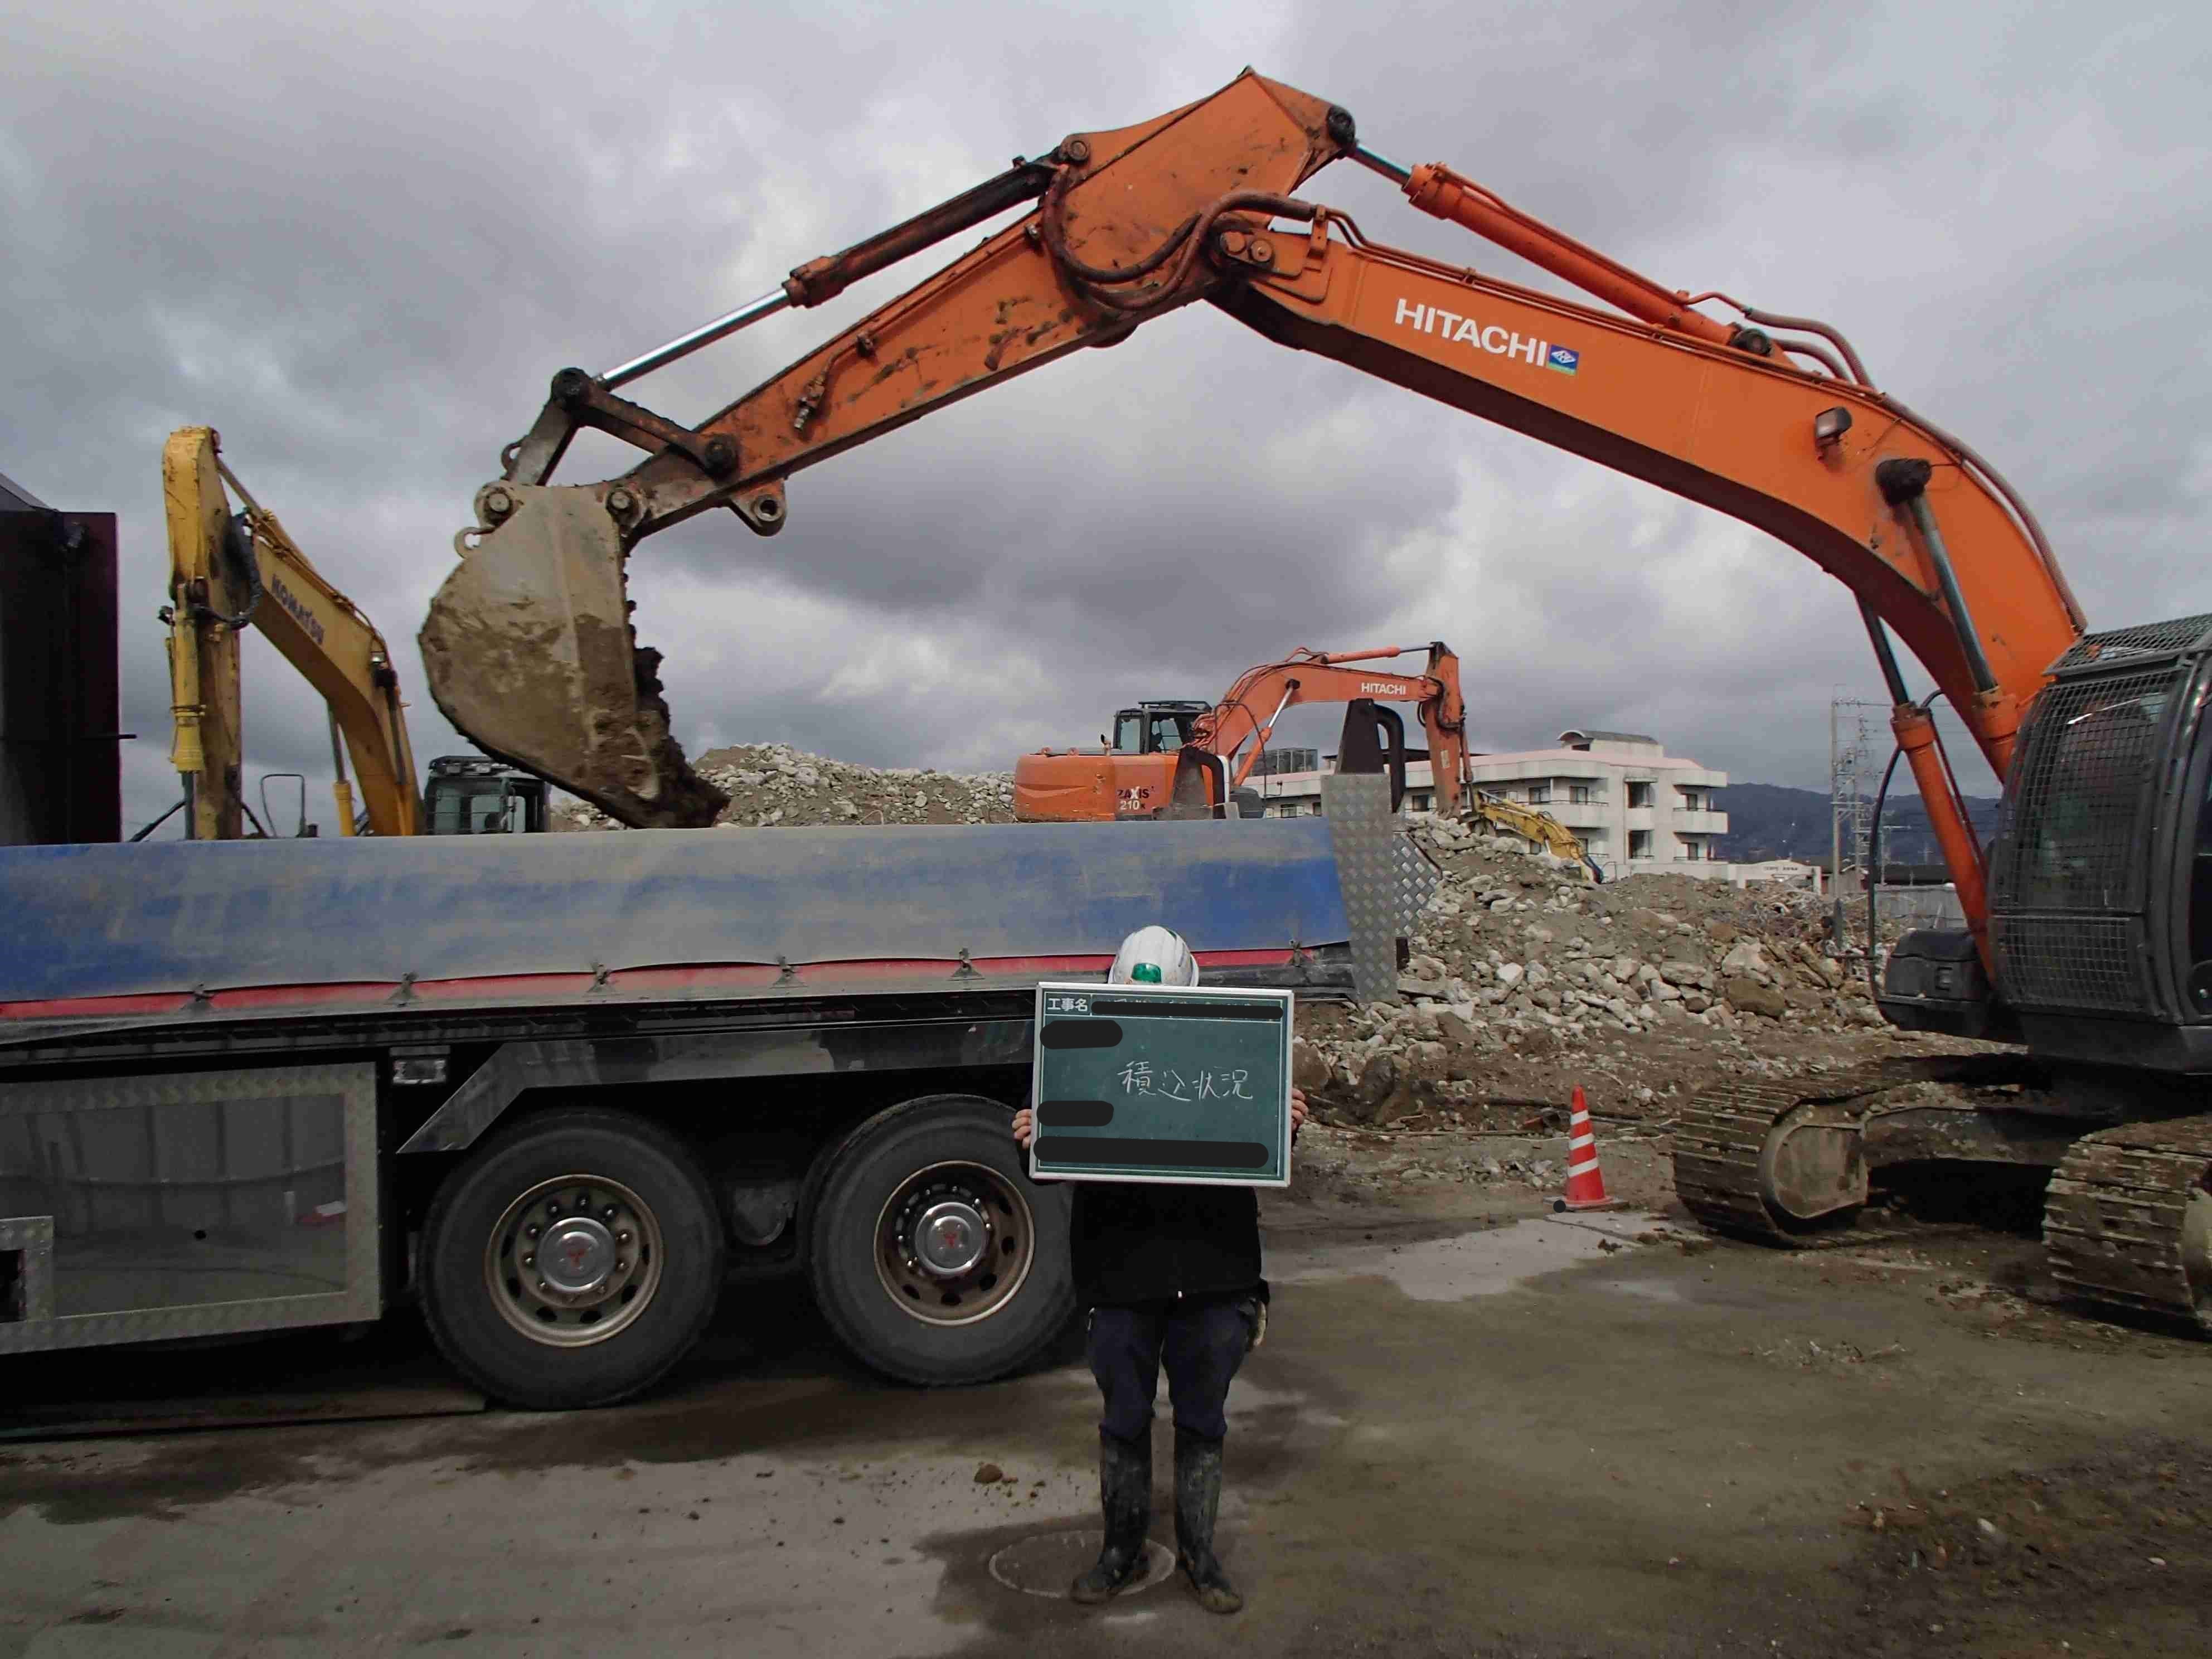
[2044,1116,2212,1332]
[1672,1055,2037,1250]
[1671,1075,1813,1244]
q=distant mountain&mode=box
[1715,782,2002,867]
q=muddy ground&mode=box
[3,1131,2205,1659]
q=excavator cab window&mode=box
[425,764,549,836]
[2011,687,2167,908]
[1110,707,1199,753]
[1148,711,1195,753]
[430,778,518,835]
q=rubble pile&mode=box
[555,744,1973,1148]
[554,743,1019,831]
[1293,815,1946,1130]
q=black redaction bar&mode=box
[1089,1000,1280,1021]
[1034,1137,1272,1169]
[1037,1100,1115,1127]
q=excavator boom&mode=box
[164,428,420,837]
[424,70,2082,947]
[1199,644,1467,802]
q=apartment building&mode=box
[1244,727,1733,882]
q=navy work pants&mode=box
[1087,1297,1253,1445]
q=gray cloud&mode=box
[5,0,2206,839]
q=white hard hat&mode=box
[1110,925,1199,987]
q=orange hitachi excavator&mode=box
[421,72,2212,1329]
[1011,642,1472,823]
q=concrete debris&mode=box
[553,743,1018,832]
[1297,813,1985,1134]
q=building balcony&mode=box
[1624,807,1655,831]
[1672,809,1729,835]
[1544,800,1612,830]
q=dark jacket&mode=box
[1069,1181,1263,1306]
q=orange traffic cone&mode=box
[1554,1086,1619,1212]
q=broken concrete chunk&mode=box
[1722,976,1787,1019]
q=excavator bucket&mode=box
[418,484,727,828]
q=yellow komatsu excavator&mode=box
[161,426,545,839]
[1464,789,1598,872]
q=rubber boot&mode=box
[1173,1427,1243,1614]
[1070,1429,1152,1603]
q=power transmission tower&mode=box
[1830,696,1883,952]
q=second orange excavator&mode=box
[1012,642,1469,822]
[1013,639,1600,876]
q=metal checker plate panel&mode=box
[2049,613,2212,675]
[0,1062,379,1354]
[1322,775,1439,1004]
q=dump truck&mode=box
[0,780,1427,1408]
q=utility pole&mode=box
[1830,696,1881,953]
[1830,701,1842,949]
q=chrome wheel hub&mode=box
[913,1199,990,1278]
[873,1161,1036,1327]
[484,1174,662,1348]
[540,1215,618,1295]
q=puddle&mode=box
[1600,1278,1688,1304]
[1272,1211,1667,1301]
[988,1529,1175,1597]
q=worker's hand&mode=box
[1291,1086,1308,1138]
[1011,1107,1035,1149]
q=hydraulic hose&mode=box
[193,511,263,629]
[1864,688,1945,1001]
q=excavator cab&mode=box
[1883,612,2212,1073]
[1109,702,1207,755]
[424,755,549,836]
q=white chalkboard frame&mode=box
[1028,981,1295,1187]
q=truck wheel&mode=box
[806,1095,1072,1386]
[420,1108,724,1409]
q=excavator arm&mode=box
[424,70,2084,953]
[164,428,421,837]
[1195,643,1471,808]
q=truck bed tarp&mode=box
[0,821,1349,1004]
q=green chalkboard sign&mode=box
[1030,982,1294,1187]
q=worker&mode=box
[1011,924,1307,1616]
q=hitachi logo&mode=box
[1392,299,1579,375]
[1360,680,1410,695]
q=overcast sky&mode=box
[7,1,2208,834]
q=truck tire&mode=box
[420,1108,724,1410]
[805,1094,1072,1386]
